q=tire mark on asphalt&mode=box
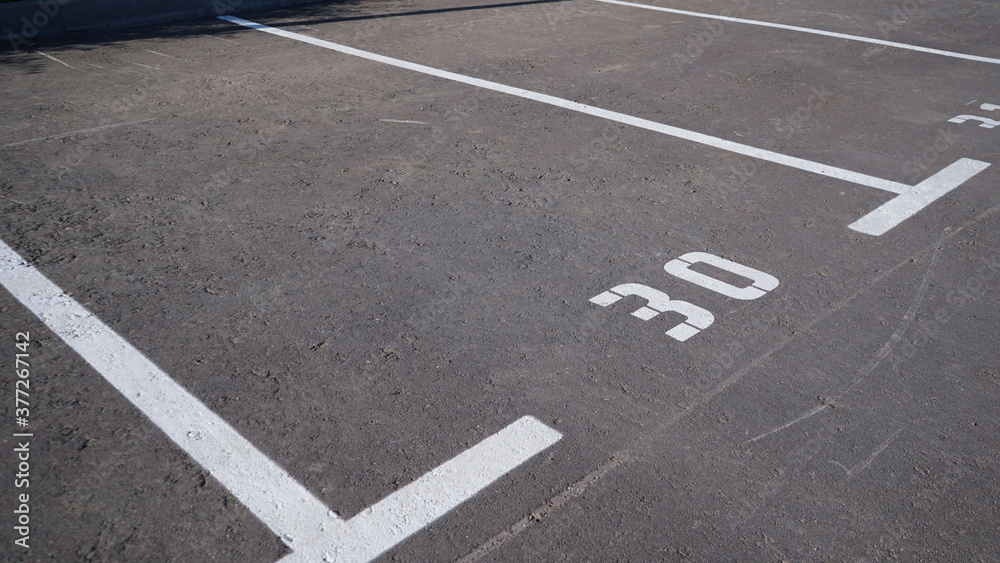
[750,245,942,443]
[1,119,157,148]
[833,427,904,479]
[458,452,629,562]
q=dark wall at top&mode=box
[2,0,321,47]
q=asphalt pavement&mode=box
[1,0,999,560]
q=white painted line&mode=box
[144,49,180,60]
[593,0,1000,66]
[379,118,429,125]
[218,16,910,196]
[2,119,156,148]
[36,51,84,71]
[0,235,560,561]
[0,237,347,553]
[284,417,562,562]
[219,16,990,235]
[849,158,991,236]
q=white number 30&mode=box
[590,252,779,341]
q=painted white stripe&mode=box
[144,49,180,59]
[218,16,991,235]
[283,417,563,562]
[593,0,1000,66]
[0,235,560,561]
[849,158,992,236]
[218,15,910,196]
[379,118,429,125]
[0,237,348,552]
[36,51,84,71]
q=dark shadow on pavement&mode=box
[0,0,575,73]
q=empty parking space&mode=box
[2,0,999,560]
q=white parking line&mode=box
[218,16,991,235]
[593,0,1000,66]
[285,417,562,562]
[0,239,339,551]
[144,49,181,60]
[36,51,84,71]
[851,159,990,236]
[0,237,560,562]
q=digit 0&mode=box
[664,252,778,300]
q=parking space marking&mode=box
[949,108,1000,129]
[590,283,716,341]
[379,118,430,125]
[35,51,84,71]
[144,49,181,60]
[286,416,562,562]
[593,0,1000,65]
[0,237,560,562]
[849,158,990,236]
[590,251,779,340]
[0,237,346,552]
[463,203,1000,559]
[129,62,161,71]
[220,16,990,235]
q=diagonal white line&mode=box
[36,51,85,71]
[0,237,560,561]
[283,417,562,562]
[218,16,992,235]
[217,15,912,196]
[848,158,991,235]
[593,0,1000,65]
[0,237,347,552]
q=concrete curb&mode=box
[1,0,323,48]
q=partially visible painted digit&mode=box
[948,114,999,129]
[663,252,779,300]
[947,102,999,129]
[589,283,715,342]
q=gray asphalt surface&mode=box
[2,0,999,560]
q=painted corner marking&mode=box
[0,237,561,562]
